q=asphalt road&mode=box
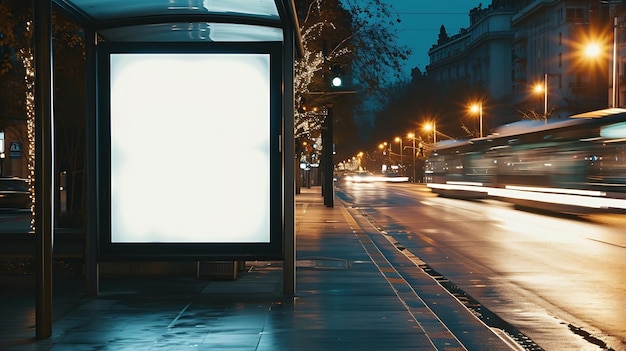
[335,180,626,351]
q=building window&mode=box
[559,33,562,46]
[566,8,586,24]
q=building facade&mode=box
[427,0,611,123]
[511,0,608,118]
[427,2,516,102]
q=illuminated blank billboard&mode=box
[98,42,282,259]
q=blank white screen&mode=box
[110,53,271,243]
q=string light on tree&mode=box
[20,31,36,232]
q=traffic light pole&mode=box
[321,106,334,207]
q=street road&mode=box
[335,181,626,351]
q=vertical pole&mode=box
[84,29,99,296]
[400,139,402,166]
[412,135,416,182]
[433,121,437,144]
[613,16,619,108]
[34,0,54,339]
[283,28,296,295]
[543,73,548,124]
[479,103,483,138]
[322,106,333,207]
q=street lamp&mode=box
[612,15,619,108]
[407,132,416,182]
[585,21,618,107]
[423,121,436,143]
[379,141,390,173]
[378,141,388,155]
[470,102,483,138]
[534,74,548,123]
[394,136,403,167]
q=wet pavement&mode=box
[0,187,517,350]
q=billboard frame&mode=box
[96,41,284,261]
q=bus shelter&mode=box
[33,0,302,338]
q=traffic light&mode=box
[330,64,343,88]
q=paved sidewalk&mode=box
[0,187,516,350]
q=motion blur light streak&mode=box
[600,122,626,138]
[446,181,484,186]
[504,185,606,197]
[344,175,409,183]
[425,109,626,214]
[488,187,626,210]
[426,183,626,210]
[426,182,489,194]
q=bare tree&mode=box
[294,0,410,141]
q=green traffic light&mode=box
[331,76,343,87]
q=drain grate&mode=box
[419,263,544,351]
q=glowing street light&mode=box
[534,74,548,123]
[407,132,416,182]
[585,42,602,57]
[394,136,403,166]
[423,122,436,143]
[378,141,388,154]
[470,102,483,138]
[585,22,618,107]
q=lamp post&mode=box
[408,132,416,182]
[378,141,389,156]
[534,74,548,123]
[470,102,483,137]
[379,141,390,173]
[613,15,619,108]
[423,122,436,144]
[543,73,548,122]
[395,136,403,167]
[584,14,618,107]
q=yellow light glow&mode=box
[584,42,602,58]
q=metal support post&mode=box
[34,0,54,339]
[322,106,334,207]
[84,29,99,296]
[283,28,296,295]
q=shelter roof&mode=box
[53,0,302,50]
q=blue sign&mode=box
[9,142,21,159]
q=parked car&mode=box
[0,177,31,210]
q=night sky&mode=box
[388,1,482,75]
